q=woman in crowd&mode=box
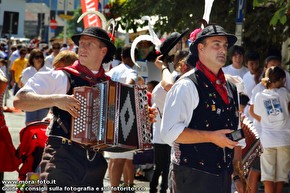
[20,49,51,125]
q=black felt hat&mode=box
[71,26,116,63]
[160,28,189,60]
[189,25,237,56]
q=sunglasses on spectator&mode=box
[34,55,43,59]
[53,47,60,49]
[20,53,26,56]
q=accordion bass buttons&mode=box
[136,87,152,149]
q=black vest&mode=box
[174,70,239,175]
[49,71,93,138]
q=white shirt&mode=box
[106,63,137,84]
[171,70,180,81]
[0,66,7,77]
[222,65,248,79]
[0,50,6,59]
[248,82,265,134]
[9,50,20,68]
[111,59,121,68]
[17,70,68,95]
[243,71,256,98]
[160,70,199,145]
[254,88,290,147]
[0,69,6,107]
[44,54,54,69]
[151,83,168,144]
[21,66,51,85]
[250,83,265,105]
[284,70,290,90]
[0,68,6,77]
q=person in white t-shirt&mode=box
[242,50,261,98]
[222,45,248,79]
[150,50,193,193]
[44,42,61,69]
[20,49,51,125]
[13,26,118,191]
[253,66,290,193]
[247,54,290,193]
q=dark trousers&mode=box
[13,83,20,96]
[171,164,232,193]
[40,136,107,193]
[150,143,171,193]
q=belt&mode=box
[47,135,99,161]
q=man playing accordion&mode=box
[14,26,156,192]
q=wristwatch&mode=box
[161,66,170,73]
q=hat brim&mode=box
[190,34,237,56]
[161,28,189,60]
[71,33,116,61]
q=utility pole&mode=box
[4,13,13,108]
[235,0,246,46]
[48,0,52,44]
[63,0,67,44]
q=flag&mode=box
[80,0,101,28]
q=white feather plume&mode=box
[106,18,116,34]
[141,16,162,51]
[77,10,116,42]
[202,0,215,28]
[130,35,154,68]
[77,10,107,29]
[130,16,162,67]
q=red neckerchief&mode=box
[196,60,229,104]
[59,60,110,85]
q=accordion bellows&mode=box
[71,81,151,152]
[241,115,263,177]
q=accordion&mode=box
[71,81,151,152]
[241,115,263,177]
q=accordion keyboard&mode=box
[72,87,100,145]
[136,87,152,148]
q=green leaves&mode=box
[270,7,288,25]
[253,0,289,26]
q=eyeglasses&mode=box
[20,53,26,56]
[34,55,43,59]
[53,47,60,50]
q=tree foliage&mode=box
[61,0,289,64]
[109,0,236,34]
[253,0,289,25]
[108,0,289,62]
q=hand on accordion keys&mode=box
[54,94,81,118]
[148,106,157,124]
